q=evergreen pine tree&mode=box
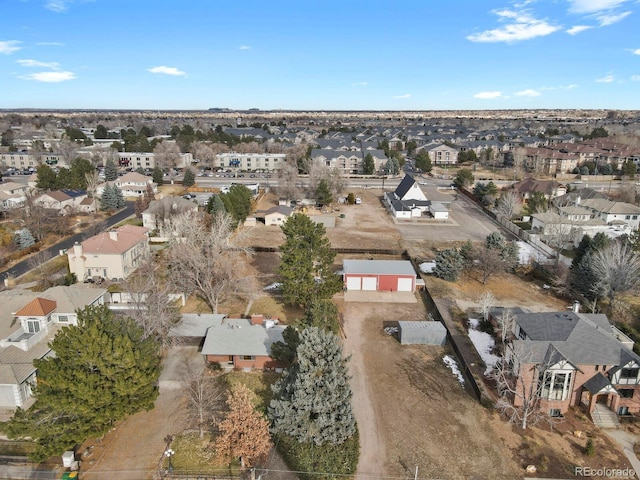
[152,166,164,186]
[182,168,195,187]
[278,213,342,307]
[104,159,118,181]
[269,327,356,446]
[7,305,161,461]
[206,194,226,215]
[113,185,126,208]
[100,184,116,210]
[14,229,35,249]
[433,248,464,281]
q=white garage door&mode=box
[362,277,377,290]
[346,276,361,291]
[397,277,413,292]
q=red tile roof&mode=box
[15,297,57,316]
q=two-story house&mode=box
[67,225,149,281]
[503,309,640,422]
[34,189,91,214]
[96,172,157,198]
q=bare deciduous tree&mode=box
[153,141,182,170]
[190,141,215,169]
[473,246,504,284]
[84,171,100,213]
[477,291,496,322]
[491,341,558,430]
[498,309,515,343]
[28,250,53,289]
[56,137,79,166]
[495,191,521,219]
[181,355,225,439]
[166,212,254,314]
[277,160,300,201]
[121,258,181,347]
[592,241,640,312]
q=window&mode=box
[595,365,599,371]
[619,389,634,398]
[27,320,40,334]
[549,409,562,418]
[621,368,639,382]
[618,406,630,415]
[541,371,572,401]
[242,355,255,361]
[58,315,69,323]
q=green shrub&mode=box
[584,438,595,456]
[208,361,222,372]
[275,430,359,480]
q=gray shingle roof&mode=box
[201,318,285,357]
[343,259,416,276]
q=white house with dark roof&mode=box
[34,189,89,214]
[67,224,149,281]
[383,175,449,219]
[262,205,294,226]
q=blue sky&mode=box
[1,0,639,110]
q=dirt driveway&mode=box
[340,297,520,480]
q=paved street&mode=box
[0,202,135,281]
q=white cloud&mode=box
[21,71,76,82]
[0,40,22,54]
[631,75,640,81]
[596,10,631,25]
[392,94,411,99]
[567,0,629,14]
[515,89,541,97]
[36,42,65,46]
[474,91,503,99]
[45,1,71,12]
[632,49,640,55]
[239,45,251,50]
[596,74,615,83]
[352,82,368,87]
[147,66,186,76]
[17,59,60,69]
[566,25,592,34]
[467,9,560,43]
[540,83,579,91]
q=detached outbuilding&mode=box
[398,321,447,346]
[343,259,417,292]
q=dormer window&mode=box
[26,319,40,334]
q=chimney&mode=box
[73,242,82,256]
[108,230,118,241]
[576,195,581,205]
[250,314,264,326]
[573,301,580,313]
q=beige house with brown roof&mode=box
[34,189,91,214]
[0,284,106,409]
[96,172,157,198]
[67,224,149,281]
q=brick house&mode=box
[504,309,640,419]
[201,314,286,371]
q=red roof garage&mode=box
[343,259,416,292]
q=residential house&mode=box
[504,309,640,420]
[67,224,149,281]
[508,178,566,206]
[421,143,459,165]
[0,285,106,408]
[96,172,157,198]
[34,189,90,214]
[142,196,198,235]
[201,314,286,370]
[0,182,28,209]
[262,205,294,226]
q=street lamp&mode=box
[164,448,175,472]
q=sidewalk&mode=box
[605,429,640,478]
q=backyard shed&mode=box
[398,321,447,346]
[343,259,416,292]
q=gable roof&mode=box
[394,174,416,199]
[15,298,57,317]
[343,259,416,276]
[80,225,148,255]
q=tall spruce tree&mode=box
[269,327,356,446]
[104,158,118,181]
[152,166,164,186]
[113,184,126,208]
[278,213,342,307]
[7,305,161,461]
[100,184,116,210]
[182,168,196,187]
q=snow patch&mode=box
[443,355,465,387]
[419,261,436,273]
[467,317,500,376]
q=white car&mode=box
[418,181,428,185]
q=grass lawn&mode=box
[165,432,241,475]
[249,295,304,324]
[18,254,69,285]
[224,371,281,414]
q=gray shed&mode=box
[398,321,447,346]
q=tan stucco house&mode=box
[67,225,149,282]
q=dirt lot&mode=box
[340,297,521,479]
